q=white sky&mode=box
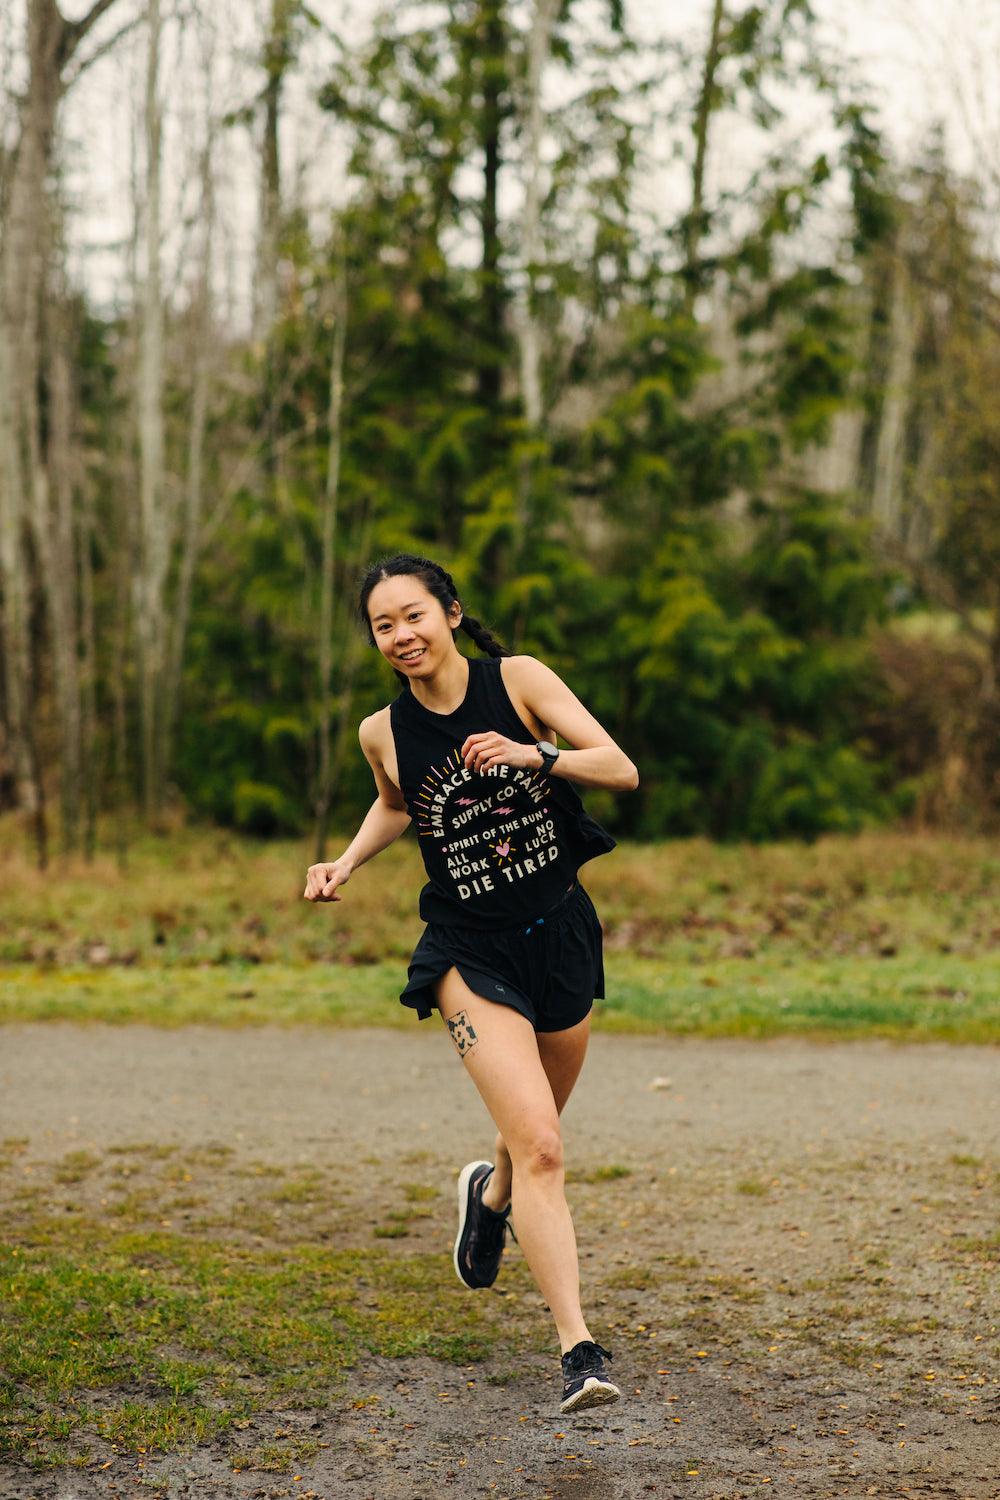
[5,0,998,321]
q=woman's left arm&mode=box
[504,655,639,792]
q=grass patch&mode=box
[0,824,996,1039]
[566,1164,632,1184]
[0,952,996,1039]
[0,1215,512,1468]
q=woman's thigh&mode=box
[536,1015,590,1115]
[433,966,561,1158]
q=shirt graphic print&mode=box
[389,654,617,931]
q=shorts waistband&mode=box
[519,880,579,932]
[435,880,581,938]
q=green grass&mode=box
[0,952,995,1039]
[0,819,997,1040]
[0,1217,515,1469]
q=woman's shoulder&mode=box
[498,653,559,689]
[359,703,394,751]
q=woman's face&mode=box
[368,576,461,675]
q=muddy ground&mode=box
[0,1024,997,1500]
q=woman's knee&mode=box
[510,1123,564,1176]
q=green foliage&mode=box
[76,0,926,844]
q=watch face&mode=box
[538,741,558,757]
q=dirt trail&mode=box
[1,1025,997,1500]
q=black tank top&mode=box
[389,653,617,930]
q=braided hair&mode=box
[358,553,511,687]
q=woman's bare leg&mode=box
[483,1015,591,1212]
[435,967,593,1353]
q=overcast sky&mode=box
[5,0,998,319]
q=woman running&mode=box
[303,553,639,1414]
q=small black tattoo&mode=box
[447,1010,478,1057]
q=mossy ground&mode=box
[0,1082,995,1487]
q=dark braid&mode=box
[357,553,511,687]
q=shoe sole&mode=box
[560,1377,621,1414]
[453,1159,493,1289]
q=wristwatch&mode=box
[535,739,560,772]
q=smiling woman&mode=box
[302,551,639,1416]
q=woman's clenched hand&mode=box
[303,858,353,902]
[460,732,543,773]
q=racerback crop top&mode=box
[389,653,617,930]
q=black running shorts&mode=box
[399,880,606,1033]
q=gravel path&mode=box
[1,1025,997,1499]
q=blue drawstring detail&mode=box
[524,915,546,934]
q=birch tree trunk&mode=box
[162,56,216,782]
[134,0,171,824]
[477,0,505,415]
[871,241,918,540]
[78,471,98,862]
[313,247,348,863]
[510,0,558,652]
[684,0,726,312]
[0,0,125,857]
[325,495,374,846]
[254,0,294,346]
[514,0,559,440]
[42,280,84,848]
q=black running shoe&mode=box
[560,1340,620,1414]
[453,1160,515,1289]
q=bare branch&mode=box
[63,16,142,89]
[66,0,127,49]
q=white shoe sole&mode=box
[560,1376,621,1414]
[453,1159,493,1288]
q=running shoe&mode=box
[560,1340,620,1413]
[453,1160,515,1289]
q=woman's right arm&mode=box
[304,715,411,902]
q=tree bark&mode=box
[684,0,725,311]
[871,235,918,541]
[313,245,348,864]
[0,0,125,852]
[40,276,83,849]
[326,495,374,847]
[78,469,98,862]
[255,0,294,346]
[163,67,216,784]
[515,0,559,436]
[477,0,506,413]
[134,0,170,825]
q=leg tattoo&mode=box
[446,1010,479,1057]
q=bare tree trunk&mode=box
[0,0,125,853]
[477,0,506,415]
[871,239,918,540]
[313,246,348,863]
[515,0,559,438]
[40,274,84,849]
[254,0,294,345]
[510,0,559,651]
[78,474,98,861]
[111,479,132,872]
[684,0,726,311]
[134,0,170,825]
[0,319,36,818]
[163,56,216,780]
[326,495,374,840]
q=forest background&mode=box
[2,0,1000,866]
